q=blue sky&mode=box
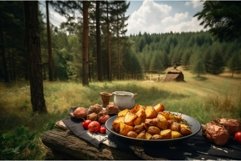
[41,0,206,35]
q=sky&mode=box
[126,0,206,35]
[40,0,206,35]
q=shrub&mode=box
[0,126,43,160]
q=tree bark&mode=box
[106,1,112,81]
[41,129,139,160]
[96,1,103,81]
[46,0,54,81]
[24,1,47,113]
[82,1,89,86]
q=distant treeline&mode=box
[129,31,241,76]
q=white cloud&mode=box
[166,17,205,33]
[49,6,67,27]
[185,0,203,9]
[127,0,205,35]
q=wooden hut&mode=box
[164,69,184,81]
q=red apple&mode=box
[88,121,101,133]
[82,120,92,129]
[98,114,110,124]
[99,126,106,134]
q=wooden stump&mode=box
[41,129,140,160]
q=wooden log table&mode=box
[41,121,241,160]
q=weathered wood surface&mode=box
[41,129,141,160]
[41,126,241,160]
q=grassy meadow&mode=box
[0,69,241,159]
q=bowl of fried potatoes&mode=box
[105,103,201,143]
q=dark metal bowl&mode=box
[105,112,201,144]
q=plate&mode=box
[105,112,201,143]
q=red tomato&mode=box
[88,121,101,133]
[82,120,92,129]
[99,126,106,134]
[234,131,241,143]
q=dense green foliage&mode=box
[195,1,241,41]
[0,127,42,160]
[0,2,26,82]
[129,31,241,75]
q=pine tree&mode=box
[82,1,89,86]
[227,54,241,77]
[24,1,47,113]
[149,54,164,73]
[46,0,54,81]
[209,51,224,74]
[192,57,206,78]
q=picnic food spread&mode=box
[69,91,241,145]
[112,104,192,140]
[41,91,241,160]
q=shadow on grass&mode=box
[88,83,189,105]
[0,104,67,133]
[219,75,241,80]
[193,76,207,81]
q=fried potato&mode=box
[130,104,144,113]
[127,131,138,138]
[112,116,124,132]
[136,131,146,139]
[136,108,145,117]
[153,103,165,113]
[160,129,172,139]
[145,132,152,140]
[124,112,137,126]
[119,122,134,136]
[159,111,170,120]
[151,134,162,140]
[134,123,145,133]
[112,103,192,140]
[156,119,168,130]
[145,106,158,118]
[157,113,167,121]
[156,114,168,130]
[169,113,182,122]
[118,109,129,117]
[145,118,158,127]
[171,131,182,138]
[147,126,161,135]
[134,116,144,126]
[180,124,192,136]
[134,109,146,125]
[170,122,180,131]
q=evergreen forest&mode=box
[1,1,241,85]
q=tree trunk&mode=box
[82,1,89,86]
[24,1,47,113]
[106,1,112,81]
[46,0,54,81]
[0,26,9,82]
[96,1,103,81]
